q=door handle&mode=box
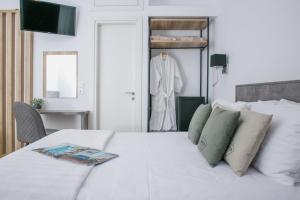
[125,92,135,95]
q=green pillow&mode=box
[198,107,240,166]
[188,104,212,144]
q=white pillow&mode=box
[212,99,250,111]
[257,100,280,105]
[280,99,300,106]
[251,103,300,185]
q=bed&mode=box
[0,80,300,200]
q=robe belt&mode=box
[162,93,175,126]
[162,92,172,110]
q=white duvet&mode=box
[0,130,114,200]
[0,131,300,200]
[77,132,300,200]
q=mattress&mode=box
[77,132,300,200]
[0,131,299,200]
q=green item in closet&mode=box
[176,97,205,131]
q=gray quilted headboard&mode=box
[236,80,300,103]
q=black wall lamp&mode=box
[210,54,227,74]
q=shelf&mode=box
[150,39,207,49]
[150,18,208,30]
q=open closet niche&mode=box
[148,17,210,132]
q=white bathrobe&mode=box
[150,55,183,131]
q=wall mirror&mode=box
[43,51,78,98]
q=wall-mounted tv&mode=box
[20,0,76,36]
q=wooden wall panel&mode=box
[14,12,22,150]
[24,32,33,104]
[0,13,4,155]
[0,10,33,156]
[5,12,13,153]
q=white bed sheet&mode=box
[0,130,114,200]
[77,132,300,200]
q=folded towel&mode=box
[178,36,205,41]
[151,35,206,43]
[151,35,176,41]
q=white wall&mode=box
[213,0,300,101]
[3,0,299,130]
[0,0,218,131]
[0,0,93,129]
[0,1,19,8]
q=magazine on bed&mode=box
[33,143,118,166]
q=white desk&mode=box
[39,110,89,130]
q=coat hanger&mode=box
[160,49,168,60]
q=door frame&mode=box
[92,17,143,130]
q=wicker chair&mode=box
[13,102,58,144]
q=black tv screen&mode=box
[20,0,76,36]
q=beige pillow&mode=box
[225,109,273,176]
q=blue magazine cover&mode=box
[33,143,118,166]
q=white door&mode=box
[97,21,142,132]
